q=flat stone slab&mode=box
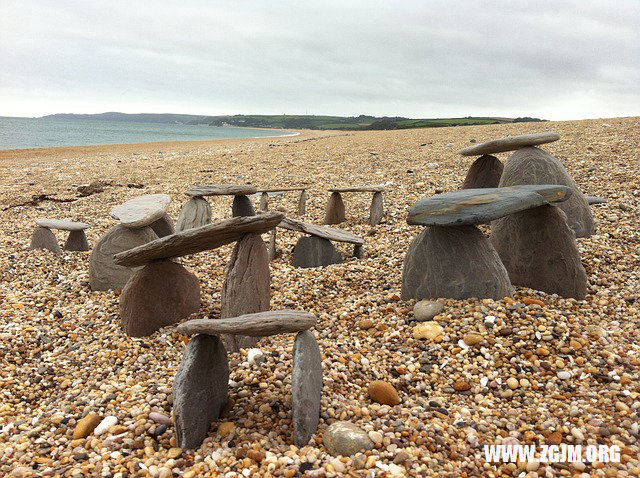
[586,195,607,205]
[329,186,384,193]
[292,330,322,447]
[177,310,317,337]
[113,212,283,267]
[407,185,572,227]
[459,132,560,156]
[36,219,90,231]
[279,217,364,245]
[110,194,172,228]
[186,184,257,197]
[257,187,308,192]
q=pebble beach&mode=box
[1,117,639,477]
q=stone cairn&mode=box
[255,187,308,215]
[30,219,91,255]
[176,184,257,232]
[401,184,584,300]
[173,310,322,450]
[324,185,385,226]
[113,212,283,345]
[89,194,171,291]
[460,132,594,237]
[272,216,365,267]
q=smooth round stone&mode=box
[413,300,444,322]
[324,421,373,456]
[110,194,172,228]
[36,219,89,231]
[557,371,572,380]
[459,132,560,156]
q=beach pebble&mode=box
[413,300,444,321]
[94,416,118,436]
[412,321,443,340]
[324,421,373,456]
[368,381,401,406]
[73,412,101,439]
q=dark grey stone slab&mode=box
[461,155,503,189]
[231,195,256,217]
[368,191,384,225]
[459,132,560,156]
[149,214,175,238]
[292,236,343,268]
[176,197,212,232]
[64,230,90,251]
[324,192,345,225]
[292,330,322,447]
[30,226,61,255]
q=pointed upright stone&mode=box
[292,330,322,447]
[173,334,229,450]
[292,236,343,268]
[176,197,212,232]
[64,230,90,251]
[368,191,384,225]
[324,192,345,224]
[260,192,269,211]
[298,189,307,215]
[232,195,256,217]
[461,155,504,189]
[30,227,61,255]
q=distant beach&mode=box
[0,116,297,150]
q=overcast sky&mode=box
[1,0,638,120]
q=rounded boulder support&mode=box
[120,259,200,337]
[297,190,307,216]
[260,192,269,211]
[323,192,345,225]
[491,205,587,299]
[176,197,212,232]
[64,230,90,252]
[30,226,61,255]
[368,191,384,225]
[232,194,256,217]
[149,213,175,238]
[401,225,513,300]
[292,330,322,447]
[220,233,271,352]
[292,236,343,268]
[461,154,504,189]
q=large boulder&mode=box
[401,225,512,300]
[292,236,343,268]
[120,259,200,337]
[220,233,271,352]
[491,205,588,299]
[176,197,212,232]
[461,155,503,189]
[499,146,594,237]
[173,334,229,450]
[292,330,323,447]
[89,225,158,291]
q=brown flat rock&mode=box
[36,219,90,231]
[329,185,385,193]
[177,310,317,337]
[279,217,364,245]
[113,212,283,267]
[186,184,257,197]
[110,194,172,228]
[459,132,560,156]
[257,187,308,192]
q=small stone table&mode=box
[173,310,322,450]
[176,184,257,232]
[459,132,560,156]
[402,184,576,300]
[90,194,172,291]
[113,212,284,345]
[255,187,309,215]
[30,219,90,254]
[324,185,385,226]
[274,216,365,267]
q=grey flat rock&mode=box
[329,186,385,193]
[459,132,560,156]
[292,330,322,447]
[257,187,308,192]
[36,219,90,231]
[292,236,343,268]
[113,212,283,267]
[586,195,607,205]
[407,185,572,226]
[279,217,364,245]
[177,310,317,337]
[186,184,257,197]
[110,194,172,228]
[173,334,229,450]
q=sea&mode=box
[0,116,297,150]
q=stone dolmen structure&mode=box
[89,194,172,291]
[460,132,594,237]
[30,219,90,254]
[402,184,578,300]
[176,184,257,232]
[113,212,283,343]
[256,187,308,215]
[274,216,365,267]
[324,185,385,226]
[174,310,322,450]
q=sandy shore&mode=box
[1,118,639,477]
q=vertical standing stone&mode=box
[298,190,307,216]
[64,230,90,252]
[260,192,269,211]
[324,192,345,224]
[232,195,256,217]
[173,334,229,450]
[268,228,278,260]
[292,330,323,447]
[176,197,212,232]
[30,227,61,255]
[220,233,271,352]
[491,205,588,299]
[149,214,175,238]
[368,191,384,225]
[461,155,504,189]
[292,236,343,268]
[353,244,364,259]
